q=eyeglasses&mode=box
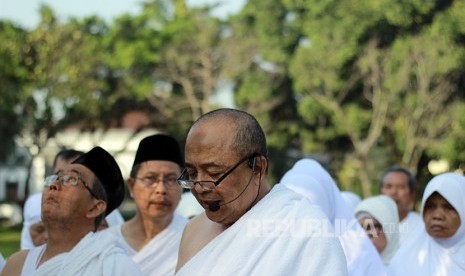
[177,154,257,192]
[44,172,98,199]
[134,175,179,189]
[360,220,384,238]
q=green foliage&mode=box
[0,225,21,258]
[0,22,30,161]
[1,0,465,192]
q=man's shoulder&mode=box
[176,213,222,272]
[184,213,221,239]
[1,250,29,276]
[184,213,224,246]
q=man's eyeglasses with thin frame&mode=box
[44,172,99,199]
[177,154,258,191]
[134,175,179,189]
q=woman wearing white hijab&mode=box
[341,191,362,212]
[355,195,400,265]
[0,253,5,273]
[388,172,465,275]
[280,158,386,276]
[20,193,46,250]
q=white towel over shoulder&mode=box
[132,214,187,276]
[176,184,348,276]
[34,231,142,276]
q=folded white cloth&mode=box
[176,184,348,276]
[280,158,386,275]
[106,213,187,276]
[398,210,422,244]
[22,231,142,276]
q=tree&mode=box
[224,0,304,181]
[382,31,464,175]
[0,21,30,162]
[290,0,465,196]
[150,0,229,132]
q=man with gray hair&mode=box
[175,108,347,275]
[1,147,142,276]
[104,134,187,275]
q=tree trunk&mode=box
[355,156,373,198]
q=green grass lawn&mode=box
[0,225,21,259]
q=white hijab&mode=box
[388,172,465,275]
[355,195,400,265]
[280,158,386,276]
[0,252,5,272]
[105,209,125,227]
[341,191,362,212]
[21,193,42,250]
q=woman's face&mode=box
[423,192,461,239]
[29,221,48,246]
[359,215,387,253]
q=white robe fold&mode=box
[398,210,422,245]
[176,184,348,276]
[106,213,188,276]
[22,231,142,276]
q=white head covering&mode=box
[0,252,5,272]
[388,172,465,275]
[341,191,362,212]
[280,158,386,275]
[355,195,400,265]
[105,209,125,227]
[20,193,42,250]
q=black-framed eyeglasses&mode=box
[134,175,179,189]
[44,172,99,199]
[177,154,258,192]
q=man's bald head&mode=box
[190,108,268,159]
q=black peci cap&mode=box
[72,146,125,216]
[132,134,184,168]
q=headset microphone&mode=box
[207,156,258,212]
[208,201,221,212]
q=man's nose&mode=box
[153,180,167,195]
[387,188,398,197]
[48,180,60,191]
[193,182,211,194]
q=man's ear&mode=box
[254,156,267,177]
[127,178,135,198]
[86,200,107,219]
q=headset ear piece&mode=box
[248,156,258,172]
